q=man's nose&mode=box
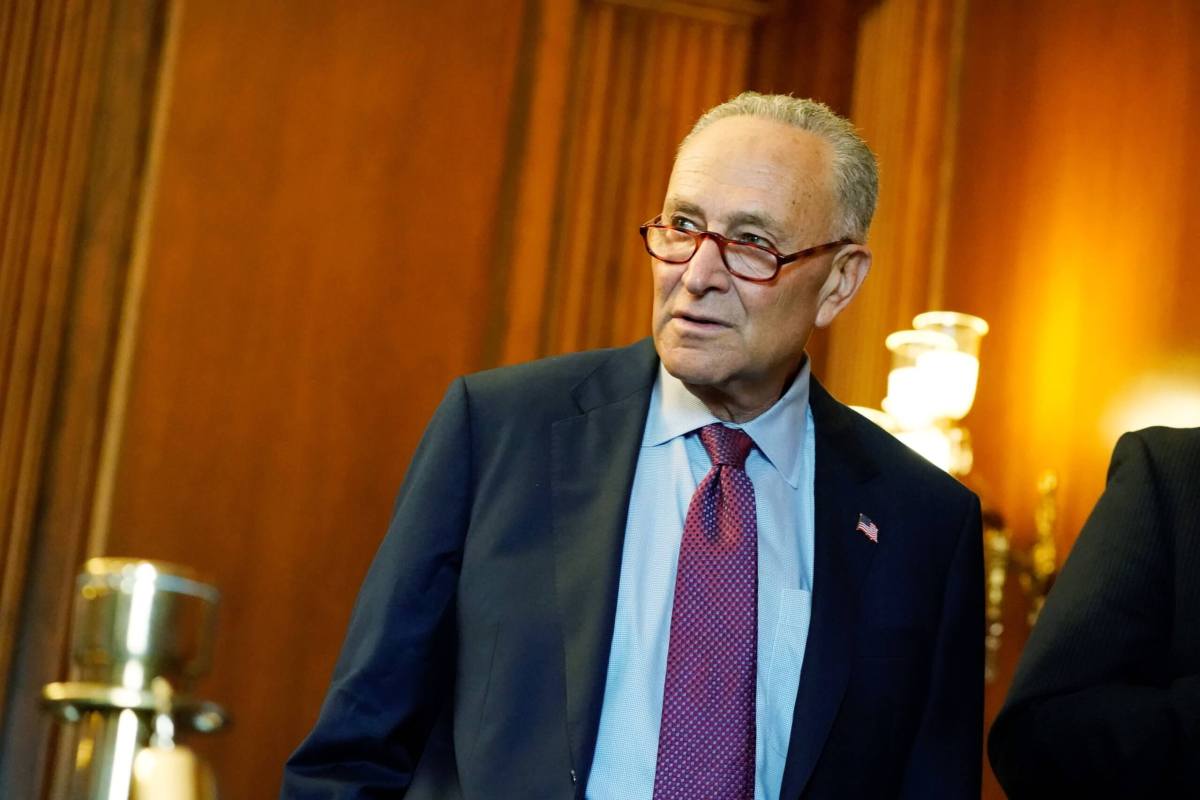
[681,235,730,293]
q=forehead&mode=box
[666,116,835,234]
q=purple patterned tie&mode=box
[653,423,757,800]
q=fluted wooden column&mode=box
[497,0,770,365]
[0,0,178,794]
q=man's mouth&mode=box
[673,311,729,327]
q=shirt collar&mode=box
[643,358,811,488]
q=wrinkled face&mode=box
[652,116,865,415]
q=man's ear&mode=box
[815,246,871,328]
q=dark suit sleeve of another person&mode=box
[281,378,473,798]
[988,427,1200,798]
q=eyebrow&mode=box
[727,210,785,238]
[663,198,786,239]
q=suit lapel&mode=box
[779,378,881,799]
[551,339,658,783]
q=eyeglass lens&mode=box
[645,227,777,280]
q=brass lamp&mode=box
[42,558,227,800]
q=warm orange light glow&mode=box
[1102,362,1200,439]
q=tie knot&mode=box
[699,423,753,469]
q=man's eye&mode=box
[670,215,701,230]
[737,232,772,248]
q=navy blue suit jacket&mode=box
[282,339,983,799]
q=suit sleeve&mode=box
[988,431,1200,798]
[899,494,985,799]
[281,378,473,798]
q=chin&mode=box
[659,349,730,388]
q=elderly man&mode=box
[283,92,983,799]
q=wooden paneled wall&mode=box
[548,1,758,355]
[100,3,534,797]
[807,1,1200,796]
[939,6,1200,795]
[498,0,768,364]
[946,0,1200,555]
[750,0,869,114]
[541,2,740,354]
[0,0,177,794]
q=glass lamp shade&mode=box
[912,311,989,420]
[882,329,957,429]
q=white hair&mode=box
[682,92,879,242]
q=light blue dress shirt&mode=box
[586,362,816,800]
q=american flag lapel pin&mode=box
[855,513,879,544]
